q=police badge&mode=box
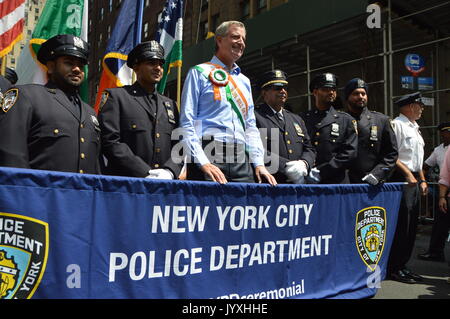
[2,89,18,113]
[293,123,304,136]
[330,123,340,137]
[164,101,176,124]
[355,207,386,271]
[0,212,49,299]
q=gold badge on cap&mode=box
[73,36,84,49]
[2,88,18,113]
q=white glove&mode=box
[146,169,174,180]
[285,161,308,184]
[362,173,379,186]
[306,167,321,184]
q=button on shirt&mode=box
[180,56,264,166]
[392,113,425,173]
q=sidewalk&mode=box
[374,223,450,299]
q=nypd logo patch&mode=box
[2,89,18,113]
[355,206,386,271]
[0,212,49,299]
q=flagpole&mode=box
[177,65,181,111]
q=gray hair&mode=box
[214,21,246,52]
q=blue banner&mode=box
[0,167,402,299]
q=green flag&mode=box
[16,0,89,102]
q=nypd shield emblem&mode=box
[0,212,49,299]
[2,89,18,113]
[355,207,386,271]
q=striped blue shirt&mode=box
[180,56,265,166]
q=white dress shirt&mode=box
[392,113,425,173]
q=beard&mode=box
[348,99,367,109]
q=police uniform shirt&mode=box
[392,113,424,173]
[98,82,182,178]
[425,143,448,171]
[0,82,101,174]
[347,107,398,183]
[301,106,358,183]
[255,103,316,183]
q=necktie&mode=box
[68,94,81,119]
[275,111,284,127]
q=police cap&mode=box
[37,34,89,65]
[127,41,165,68]
[309,73,338,93]
[344,78,368,100]
[437,122,450,132]
[394,92,425,108]
[260,69,288,89]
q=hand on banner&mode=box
[201,163,228,184]
[255,165,277,186]
[285,160,308,184]
[362,173,379,186]
[146,169,174,180]
[306,167,321,184]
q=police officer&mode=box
[387,92,428,283]
[0,34,100,174]
[255,70,316,184]
[301,73,358,184]
[417,122,450,262]
[98,41,182,179]
[344,78,398,185]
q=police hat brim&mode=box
[126,54,165,68]
[261,80,288,89]
[38,45,89,65]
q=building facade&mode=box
[3,0,46,72]
[86,0,449,151]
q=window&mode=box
[257,0,267,14]
[241,0,250,20]
[144,23,149,39]
[200,20,208,40]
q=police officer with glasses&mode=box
[255,70,315,184]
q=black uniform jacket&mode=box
[0,75,11,93]
[0,82,101,174]
[347,107,398,183]
[255,103,316,183]
[98,82,182,178]
[302,106,358,184]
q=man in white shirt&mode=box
[418,122,450,262]
[387,92,428,284]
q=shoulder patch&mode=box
[2,88,18,113]
[99,91,109,112]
